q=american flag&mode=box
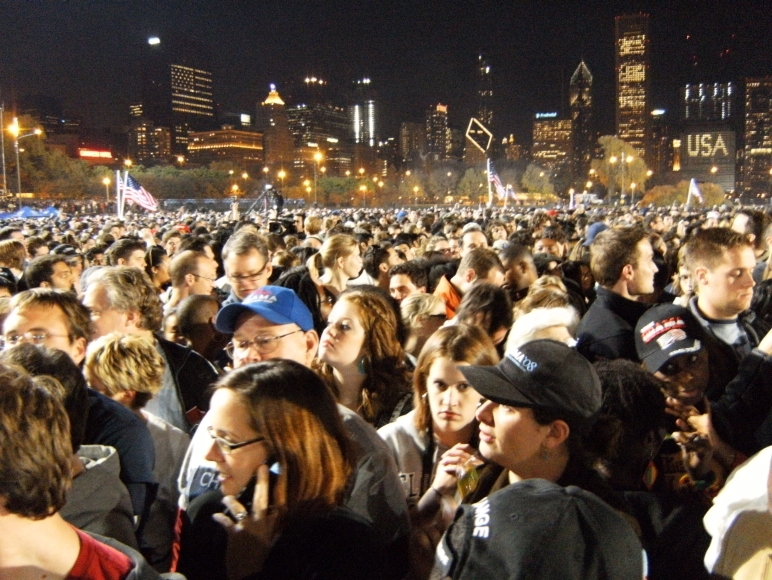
[122,174,158,211]
[489,163,508,199]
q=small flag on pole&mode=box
[489,163,508,200]
[122,174,158,212]
[688,178,704,204]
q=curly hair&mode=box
[315,287,412,425]
[0,363,72,519]
[85,333,164,410]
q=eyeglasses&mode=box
[206,425,265,455]
[428,313,447,320]
[225,329,302,359]
[1,331,71,349]
[227,262,268,284]
[192,273,217,283]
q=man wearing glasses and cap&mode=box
[178,286,410,577]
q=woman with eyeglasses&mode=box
[316,287,413,428]
[177,360,386,580]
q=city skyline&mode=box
[2,1,771,146]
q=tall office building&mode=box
[286,76,349,148]
[399,122,427,163]
[742,77,772,197]
[615,14,650,161]
[476,54,493,128]
[140,38,214,157]
[426,104,449,162]
[350,78,377,147]
[128,119,172,163]
[684,82,735,122]
[287,103,349,147]
[649,110,673,176]
[532,115,573,170]
[570,60,593,180]
[259,85,295,173]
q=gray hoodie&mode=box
[61,444,138,549]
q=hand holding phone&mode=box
[213,463,283,579]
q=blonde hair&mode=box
[85,333,164,410]
[400,293,442,328]
[313,234,358,272]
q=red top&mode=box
[66,527,133,580]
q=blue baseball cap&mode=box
[215,286,314,333]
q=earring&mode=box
[357,355,369,375]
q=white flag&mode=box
[688,178,704,203]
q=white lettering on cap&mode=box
[245,291,278,305]
[506,349,538,373]
[472,497,490,538]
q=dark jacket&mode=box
[687,298,759,401]
[178,488,386,580]
[712,348,772,456]
[156,336,218,427]
[576,286,651,363]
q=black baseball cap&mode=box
[459,339,601,421]
[635,304,703,374]
[434,478,644,580]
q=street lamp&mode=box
[313,151,323,205]
[8,118,42,200]
[413,185,419,205]
[359,184,367,207]
[278,169,286,188]
[630,182,637,206]
[176,155,185,166]
[124,159,132,168]
[102,177,111,202]
[609,156,618,199]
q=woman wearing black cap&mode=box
[461,339,630,518]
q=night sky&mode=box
[1,0,771,146]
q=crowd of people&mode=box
[2,201,772,579]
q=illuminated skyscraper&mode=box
[615,13,650,160]
[140,37,214,156]
[259,85,294,172]
[399,122,426,163]
[570,60,593,179]
[532,114,572,171]
[286,77,348,147]
[742,77,772,197]
[476,54,493,128]
[684,82,735,122]
[426,104,448,162]
[350,78,377,147]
